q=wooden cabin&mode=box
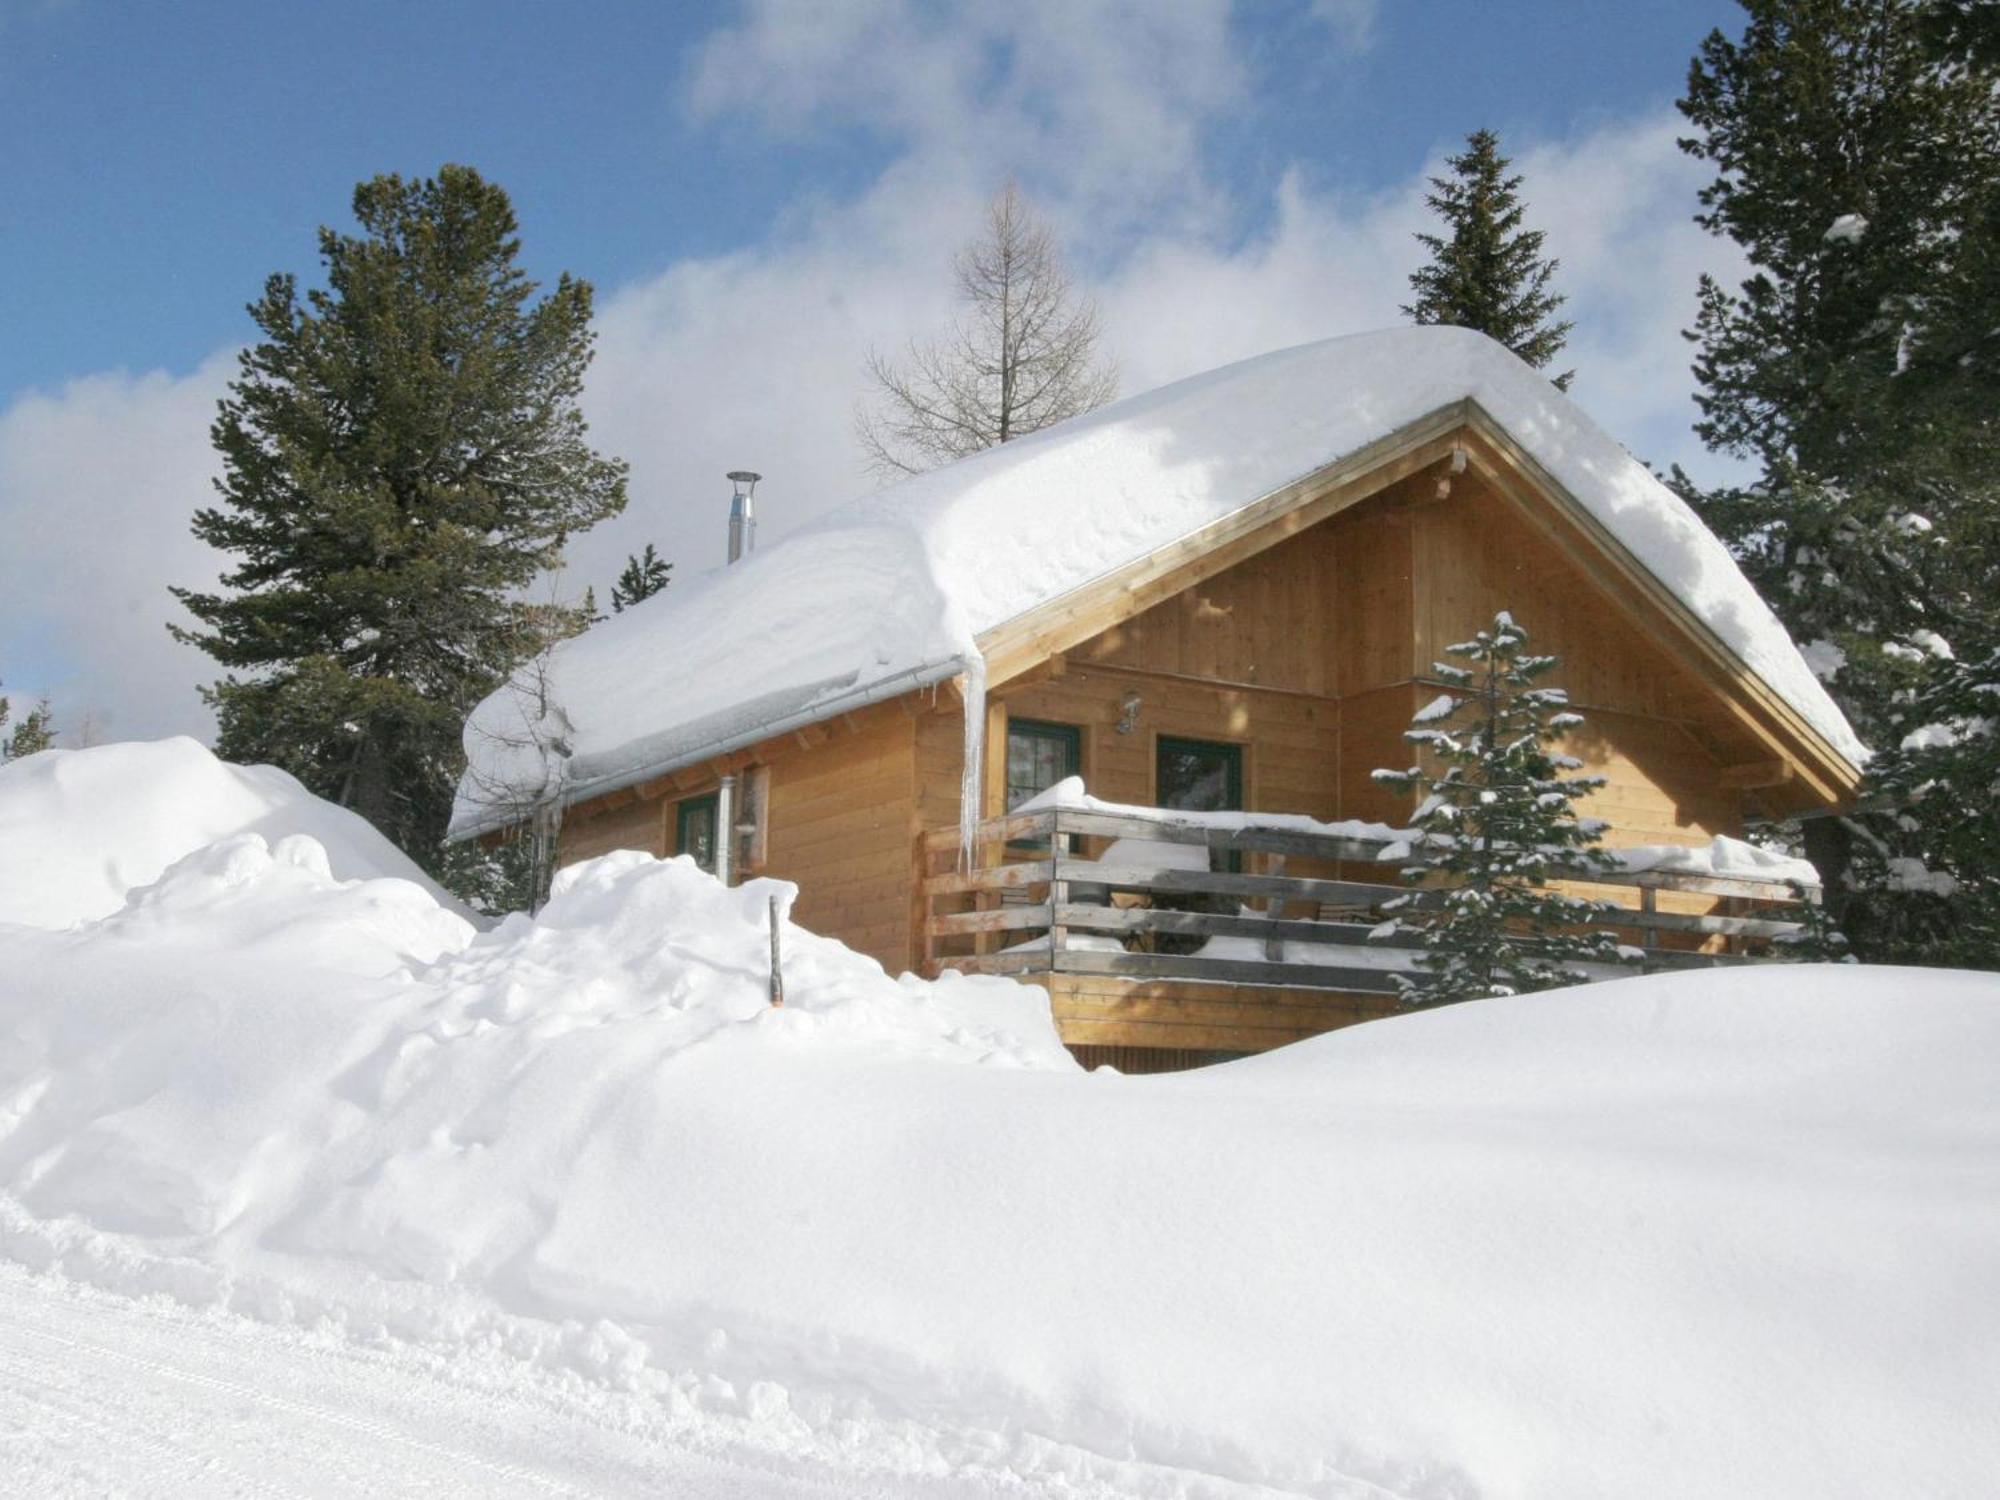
[452,329,1864,1071]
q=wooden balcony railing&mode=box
[918,803,1820,995]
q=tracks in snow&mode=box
[0,1263,1028,1498]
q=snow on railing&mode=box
[918,787,1820,993]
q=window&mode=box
[1005,719,1081,810]
[1156,735,1243,872]
[676,792,719,874]
[1155,735,1243,813]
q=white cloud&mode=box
[1514,119,1752,478]
[0,354,231,743]
[1079,113,1749,480]
[685,0,1243,241]
[1308,0,1379,53]
[0,4,1750,748]
[574,107,1749,605]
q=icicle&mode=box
[956,651,988,873]
[529,796,566,913]
[527,690,574,914]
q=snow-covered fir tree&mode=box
[1404,129,1574,388]
[1855,624,2000,966]
[610,543,671,612]
[1370,613,1626,1005]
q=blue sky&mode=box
[1,0,1751,740]
[2,0,1736,399]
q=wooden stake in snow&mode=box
[768,894,785,1008]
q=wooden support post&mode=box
[913,831,936,979]
[1049,810,1069,960]
[768,894,785,1007]
[1640,886,1658,966]
[716,774,735,887]
[974,698,1009,957]
[1264,853,1287,962]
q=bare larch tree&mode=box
[858,182,1118,477]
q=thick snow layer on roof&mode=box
[0,738,468,929]
[453,327,1864,838]
[1,799,1993,1493]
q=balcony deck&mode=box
[918,800,1819,1056]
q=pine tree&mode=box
[1672,1,2000,730]
[610,544,671,612]
[172,165,626,876]
[1370,613,1627,1004]
[1678,0,2000,472]
[7,703,54,760]
[1404,129,1575,387]
[858,181,1117,476]
[1676,2,2000,963]
[0,680,55,762]
[1674,0,2000,693]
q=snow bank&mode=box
[2,819,1992,1494]
[454,326,1866,838]
[0,737,467,928]
[0,844,1064,1244]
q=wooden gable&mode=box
[979,407,1858,820]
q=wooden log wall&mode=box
[764,714,918,967]
[555,701,925,975]
[1048,974,1400,1053]
[557,789,667,864]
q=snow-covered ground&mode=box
[0,1263,1086,1498]
[4,742,1997,1498]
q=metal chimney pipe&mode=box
[727,470,761,564]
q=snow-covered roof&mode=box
[451,326,1865,839]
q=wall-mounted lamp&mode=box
[1115,690,1143,735]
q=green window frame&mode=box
[1155,735,1243,813]
[1155,735,1244,871]
[676,791,720,874]
[1005,719,1082,811]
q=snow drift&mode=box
[3,756,1995,1497]
[454,326,1866,837]
[0,737,465,928]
